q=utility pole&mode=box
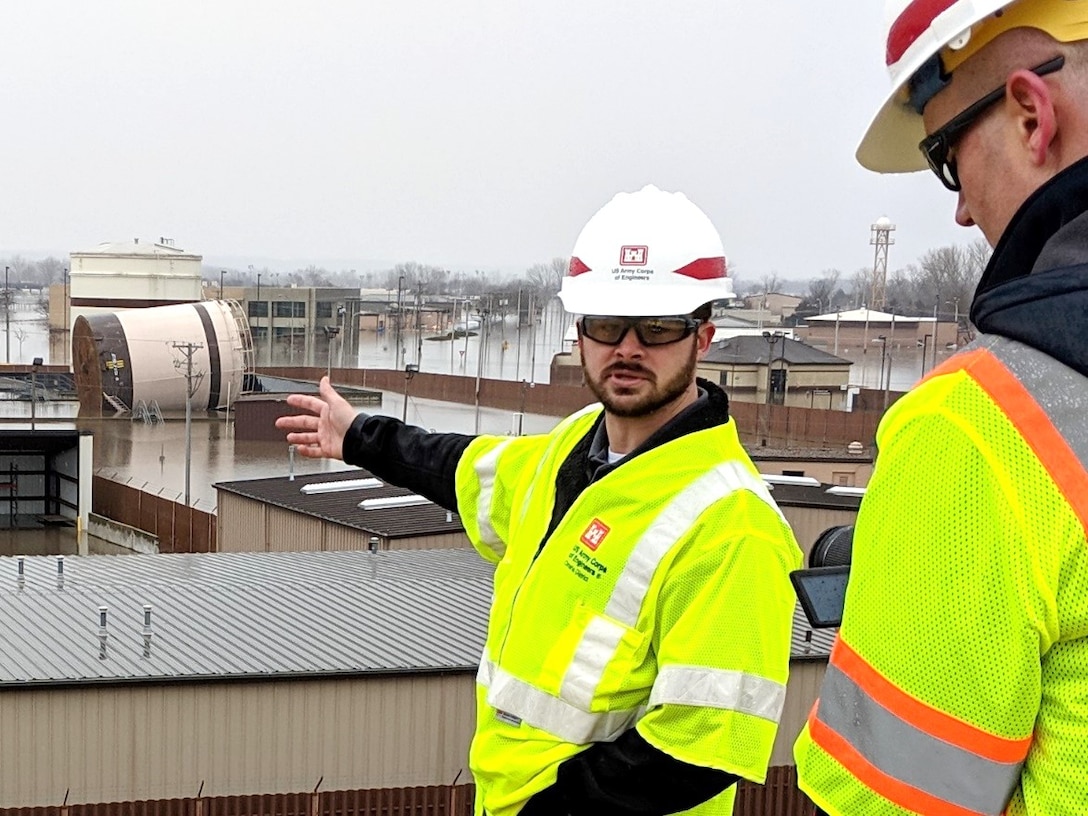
[415,281,423,369]
[171,341,205,506]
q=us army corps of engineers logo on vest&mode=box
[564,518,611,583]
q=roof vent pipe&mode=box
[142,604,153,658]
[288,445,296,481]
[56,556,65,589]
[97,606,109,660]
[16,556,24,587]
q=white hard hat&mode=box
[858,0,1088,173]
[557,184,734,317]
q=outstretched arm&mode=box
[275,376,359,461]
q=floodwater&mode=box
[4,292,954,513]
[2,395,563,512]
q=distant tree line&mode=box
[737,238,990,325]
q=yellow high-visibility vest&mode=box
[456,405,801,816]
[795,335,1088,816]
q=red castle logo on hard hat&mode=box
[580,519,611,551]
[619,246,648,266]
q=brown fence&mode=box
[262,366,882,451]
[92,476,217,553]
[0,770,817,816]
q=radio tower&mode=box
[869,216,895,311]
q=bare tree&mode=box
[804,269,841,313]
[525,257,567,297]
[851,267,875,308]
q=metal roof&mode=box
[214,470,465,539]
[704,335,849,366]
[0,549,491,688]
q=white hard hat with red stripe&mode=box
[858,0,1088,173]
[557,184,734,317]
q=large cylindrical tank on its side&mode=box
[72,300,254,416]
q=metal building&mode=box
[0,548,486,809]
[215,471,469,553]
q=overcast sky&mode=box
[1,1,974,285]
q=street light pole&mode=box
[402,363,418,422]
[877,335,889,410]
[220,270,226,299]
[4,265,9,364]
[921,334,931,378]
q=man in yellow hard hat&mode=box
[795,1,1088,814]
[279,185,801,815]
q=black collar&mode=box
[972,155,1088,320]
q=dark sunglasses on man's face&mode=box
[918,55,1065,192]
[579,315,700,346]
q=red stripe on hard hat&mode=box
[569,257,591,277]
[674,257,726,280]
[887,0,959,65]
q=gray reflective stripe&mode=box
[560,614,626,709]
[603,459,784,626]
[477,659,644,744]
[650,665,786,723]
[473,441,512,559]
[981,335,1088,469]
[560,460,784,713]
[817,664,1022,815]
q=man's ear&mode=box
[696,322,715,356]
[1007,69,1058,168]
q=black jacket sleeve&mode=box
[519,730,738,816]
[341,414,474,513]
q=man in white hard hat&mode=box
[278,184,801,815]
[794,1,1088,814]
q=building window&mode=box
[274,301,306,318]
[251,326,267,340]
[783,470,805,478]
[248,301,268,318]
[316,302,334,319]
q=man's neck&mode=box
[603,384,699,455]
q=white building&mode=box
[69,238,203,327]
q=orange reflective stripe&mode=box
[832,639,1032,764]
[808,714,993,816]
[961,349,1088,535]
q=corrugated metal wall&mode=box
[216,493,262,552]
[0,675,475,809]
[0,767,817,816]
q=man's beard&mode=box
[582,343,697,418]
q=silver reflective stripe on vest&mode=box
[650,665,786,723]
[982,335,1088,469]
[473,440,513,559]
[604,459,783,626]
[560,459,784,712]
[816,664,1022,816]
[478,658,644,744]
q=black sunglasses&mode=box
[919,55,1065,192]
[579,315,700,346]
